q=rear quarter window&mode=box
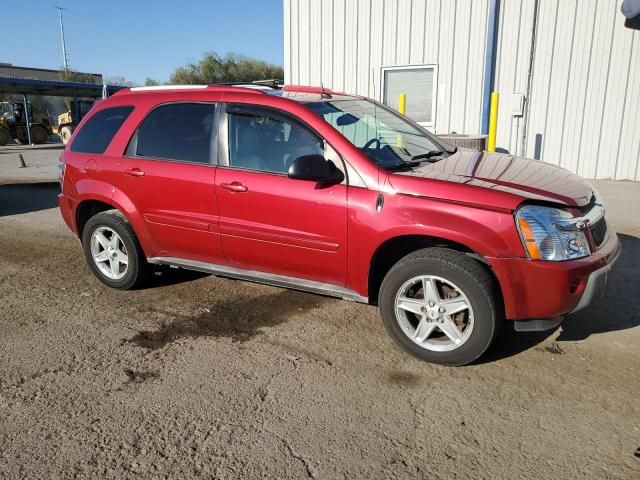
[70,106,134,154]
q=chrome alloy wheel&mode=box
[90,226,128,280]
[394,275,474,352]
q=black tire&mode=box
[379,248,500,366]
[81,210,148,290]
[0,128,10,146]
[30,125,49,144]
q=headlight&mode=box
[515,205,590,261]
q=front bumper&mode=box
[489,221,621,320]
[568,244,620,314]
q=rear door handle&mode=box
[220,181,248,193]
[124,168,145,177]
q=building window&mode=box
[382,65,437,127]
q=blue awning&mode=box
[0,76,125,97]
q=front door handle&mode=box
[124,168,145,177]
[220,181,248,193]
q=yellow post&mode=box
[396,93,407,149]
[398,93,407,115]
[487,91,499,152]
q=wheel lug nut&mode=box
[428,301,435,307]
[421,306,427,313]
[439,307,446,313]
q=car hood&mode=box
[388,149,594,210]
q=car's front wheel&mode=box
[379,248,499,366]
[82,210,148,290]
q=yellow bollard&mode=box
[396,93,407,149]
[487,91,499,152]
[398,93,407,115]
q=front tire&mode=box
[81,211,148,290]
[379,248,499,366]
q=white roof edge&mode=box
[129,85,208,91]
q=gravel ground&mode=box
[0,179,638,479]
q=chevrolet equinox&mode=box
[58,84,620,366]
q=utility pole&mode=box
[54,6,70,70]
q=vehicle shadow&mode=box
[479,233,640,363]
[0,182,60,217]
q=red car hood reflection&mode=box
[390,149,593,208]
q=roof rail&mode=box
[112,84,269,96]
[130,85,208,91]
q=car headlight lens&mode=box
[515,205,590,261]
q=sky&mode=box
[5,0,285,85]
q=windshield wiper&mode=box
[411,150,447,161]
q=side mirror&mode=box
[622,0,640,29]
[288,154,345,184]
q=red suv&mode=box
[58,84,620,365]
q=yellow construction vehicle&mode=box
[55,99,95,144]
[0,101,53,146]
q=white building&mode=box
[284,0,640,181]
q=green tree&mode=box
[144,77,160,86]
[169,52,283,85]
[104,76,137,87]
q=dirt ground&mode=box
[0,179,638,479]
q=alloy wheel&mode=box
[90,226,129,280]
[394,275,474,352]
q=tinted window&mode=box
[135,103,215,163]
[71,106,133,154]
[228,111,323,174]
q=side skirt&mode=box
[147,256,369,304]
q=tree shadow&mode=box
[478,233,639,363]
[0,182,60,217]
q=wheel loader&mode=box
[0,102,53,146]
[55,99,95,145]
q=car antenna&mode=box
[320,81,331,99]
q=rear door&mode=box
[118,102,224,264]
[214,104,348,286]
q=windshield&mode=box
[305,98,450,169]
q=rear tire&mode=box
[379,248,499,366]
[30,125,49,144]
[60,126,73,145]
[81,210,148,290]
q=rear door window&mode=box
[131,103,215,164]
[70,106,133,154]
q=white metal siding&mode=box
[285,0,640,180]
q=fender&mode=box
[74,178,158,256]
[345,187,525,298]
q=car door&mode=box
[215,104,348,286]
[118,102,225,264]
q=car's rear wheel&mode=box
[379,248,499,366]
[82,210,148,290]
